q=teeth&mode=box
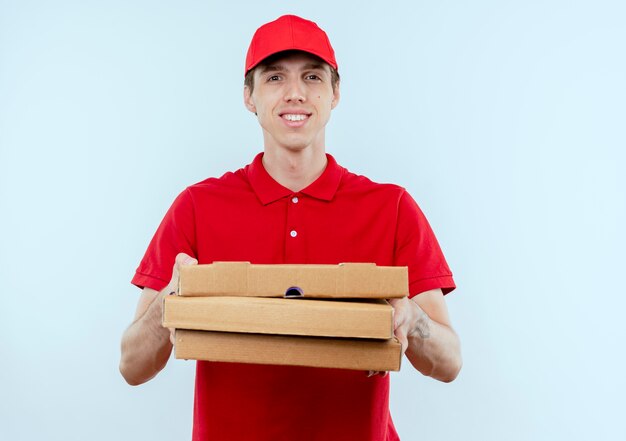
[283,114,307,121]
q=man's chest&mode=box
[193,192,398,266]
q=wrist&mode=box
[147,294,169,336]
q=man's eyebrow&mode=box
[258,64,285,74]
[258,63,328,74]
[302,62,326,71]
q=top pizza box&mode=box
[178,262,408,299]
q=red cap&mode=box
[245,15,337,76]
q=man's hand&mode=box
[167,253,199,293]
[119,253,197,385]
[388,296,430,355]
[163,253,198,344]
[386,290,462,382]
[366,297,430,378]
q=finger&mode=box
[388,300,400,330]
[172,252,198,281]
[169,328,176,345]
[394,328,409,354]
[388,297,409,330]
[166,253,198,294]
[387,296,407,308]
[175,252,198,266]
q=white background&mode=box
[1,1,624,440]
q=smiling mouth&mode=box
[280,113,311,122]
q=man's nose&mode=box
[283,79,306,102]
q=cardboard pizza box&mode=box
[163,296,394,339]
[178,262,408,299]
[174,329,402,371]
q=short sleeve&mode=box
[394,190,455,297]
[131,188,197,291]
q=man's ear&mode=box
[243,86,257,114]
[331,81,340,110]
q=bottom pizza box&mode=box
[175,329,402,372]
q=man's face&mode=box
[244,52,340,153]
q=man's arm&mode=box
[119,253,197,386]
[389,289,462,382]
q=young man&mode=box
[120,15,461,441]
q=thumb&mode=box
[166,252,198,294]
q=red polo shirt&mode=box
[132,153,455,441]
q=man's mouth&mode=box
[281,113,310,122]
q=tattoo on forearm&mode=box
[414,311,431,339]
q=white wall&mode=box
[1,1,624,440]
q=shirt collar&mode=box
[246,152,344,205]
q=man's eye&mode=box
[268,75,280,81]
[306,74,321,80]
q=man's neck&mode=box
[262,147,328,192]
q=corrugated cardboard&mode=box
[175,330,402,371]
[163,296,394,339]
[178,262,408,298]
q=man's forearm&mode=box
[405,308,462,382]
[119,292,172,386]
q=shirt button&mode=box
[292,196,299,204]
[290,230,297,238]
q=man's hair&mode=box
[244,50,340,94]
